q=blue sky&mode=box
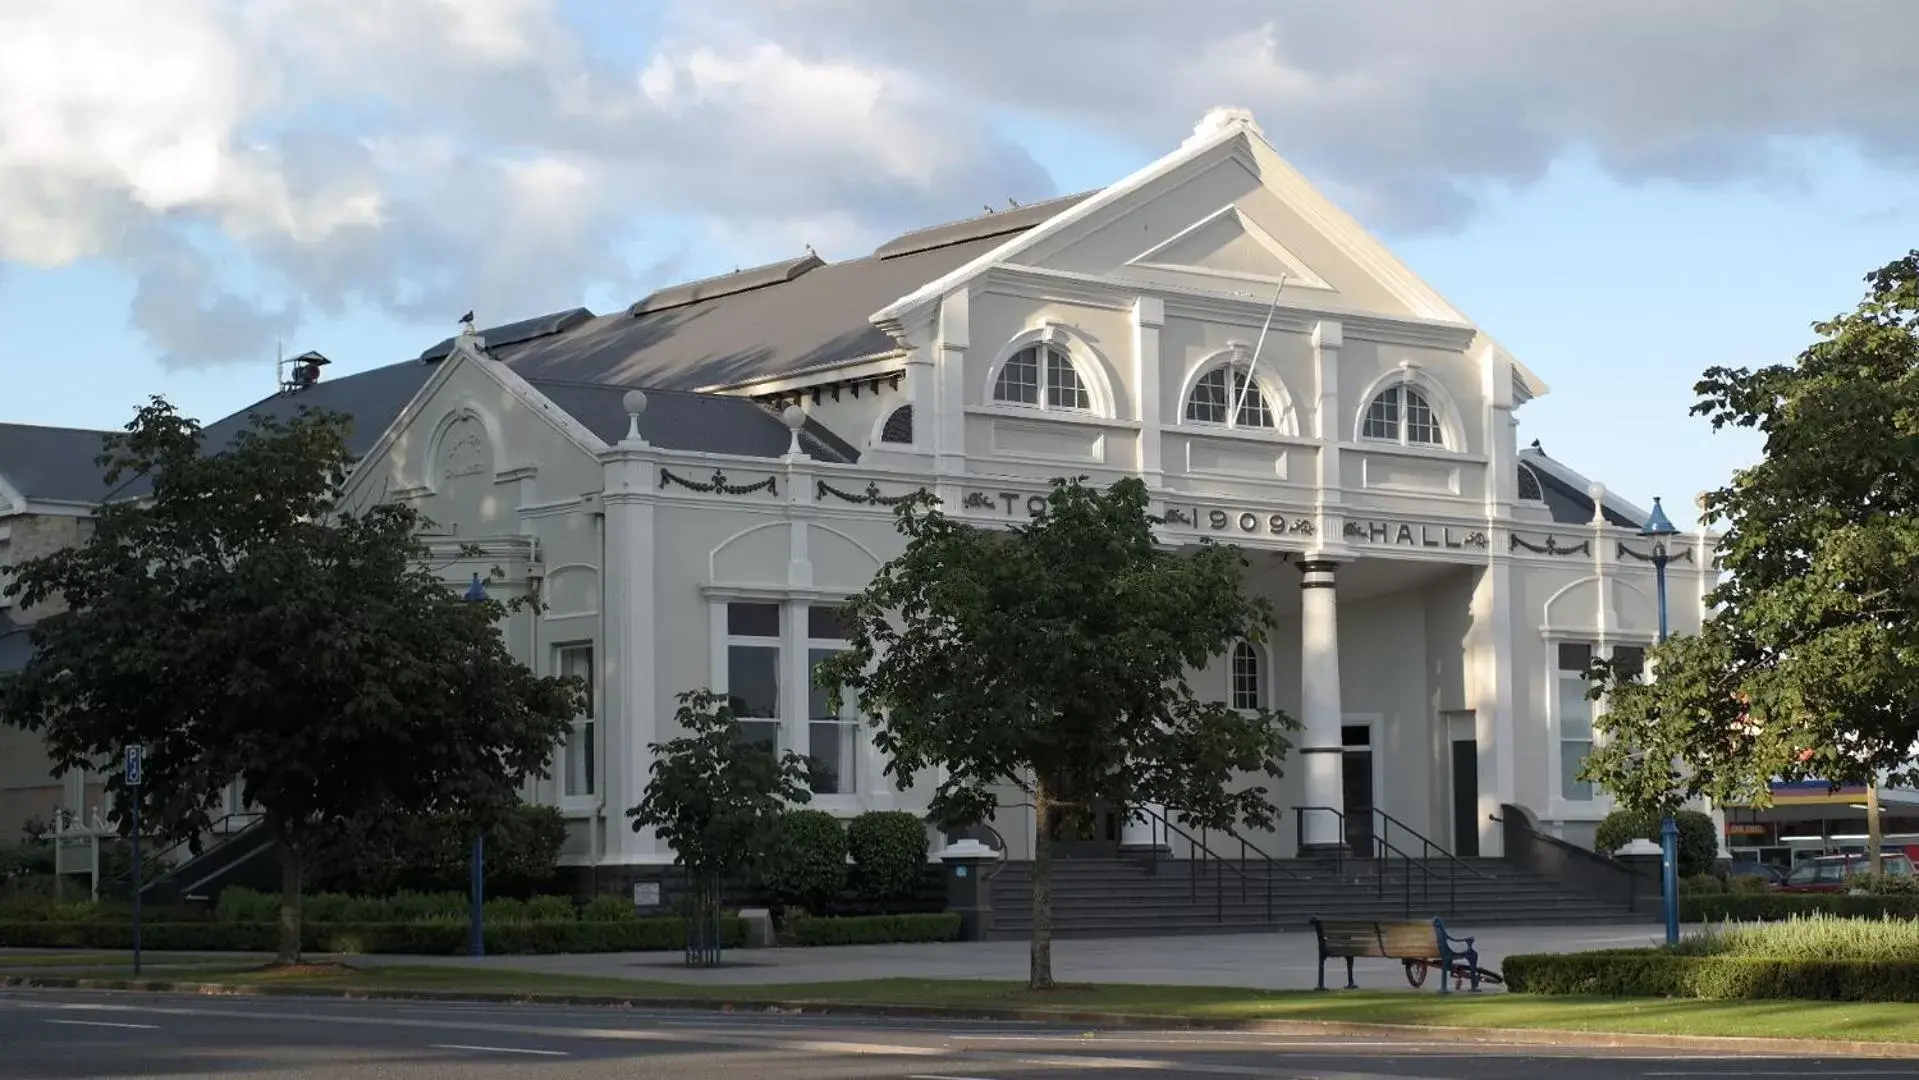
[2,2,1913,533]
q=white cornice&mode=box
[342,337,609,508]
[697,350,908,397]
[988,264,1479,352]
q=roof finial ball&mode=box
[1188,106,1262,144]
[622,390,648,444]
[781,404,809,458]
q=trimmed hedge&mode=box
[0,918,747,955]
[785,912,961,947]
[1681,893,1919,922]
[846,811,928,905]
[1505,949,1919,1002]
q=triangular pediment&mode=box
[1126,204,1331,291]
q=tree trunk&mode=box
[1028,779,1055,991]
[272,817,303,966]
[1868,782,1884,878]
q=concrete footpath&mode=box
[355,922,1677,990]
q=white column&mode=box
[1120,803,1168,850]
[1467,559,1516,857]
[1298,558,1345,850]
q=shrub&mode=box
[846,811,928,905]
[1682,893,1919,922]
[524,895,576,922]
[0,841,54,881]
[1857,871,1919,896]
[580,894,637,922]
[784,911,962,947]
[484,897,528,924]
[0,917,748,955]
[305,804,567,898]
[1673,913,1919,962]
[1505,949,1919,1001]
[759,810,848,913]
[1727,874,1772,895]
[1594,809,1717,877]
[1678,873,1723,896]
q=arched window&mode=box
[879,404,913,444]
[1517,463,1544,502]
[992,344,1090,411]
[1361,385,1445,447]
[1230,640,1262,710]
[1185,362,1275,429]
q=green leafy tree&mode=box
[816,476,1299,990]
[1585,253,1919,815]
[0,400,582,964]
[626,689,811,962]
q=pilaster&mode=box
[1481,341,1517,519]
[1133,296,1165,489]
[600,393,662,864]
[934,291,970,500]
[1310,320,1342,540]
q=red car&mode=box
[1777,853,1914,893]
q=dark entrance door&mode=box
[1341,724,1375,856]
[1044,799,1122,858]
[1451,738,1481,858]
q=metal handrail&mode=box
[1135,804,1282,923]
[117,811,266,887]
[1292,805,1482,917]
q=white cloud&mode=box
[0,0,1043,367]
[0,0,1913,367]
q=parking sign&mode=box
[125,744,143,787]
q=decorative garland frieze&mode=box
[1617,542,1696,565]
[1510,533,1589,557]
[659,468,777,496]
[961,492,997,510]
[817,480,924,507]
[1163,508,1194,526]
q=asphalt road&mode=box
[0,989,1912,1080]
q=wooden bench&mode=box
[1308,916,1484,994]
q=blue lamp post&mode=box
[461,572,489,958]
[1640,499,1682,945]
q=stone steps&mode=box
[981,855,1641,939]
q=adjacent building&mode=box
[0,108,1719,870]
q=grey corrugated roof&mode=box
[526,379,859,464]
[419,308,595,361]
[0,424,116,504]
[497,192,1092,391]
[1521,448,1640,528]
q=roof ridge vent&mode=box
[629,253,825,317]
[873,190,1097,260]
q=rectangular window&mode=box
[1557,642,1595,801]
[726,603,782,753]
[557,645,595,798]
[806,606,858,796]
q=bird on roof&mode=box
[459,310,474,326]
[1007,197,1020,208]
[1530,438,1543,451]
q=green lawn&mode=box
[5,956,1917,1045]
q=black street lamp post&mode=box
[1639,499,1682,945]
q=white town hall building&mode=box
[0,108,1717,875]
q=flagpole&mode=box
[1232,275,1286,423]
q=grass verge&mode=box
[6,957,1919,1046]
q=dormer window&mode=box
[1185,362,1274,429]
[993,344,1090,410]
[1362,385,1444,447]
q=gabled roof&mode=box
[1520,444,1648,529]
[526,379,859,463]
[872,107,1549,403]
[0,424,117,506]
[496,193,1092,392]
